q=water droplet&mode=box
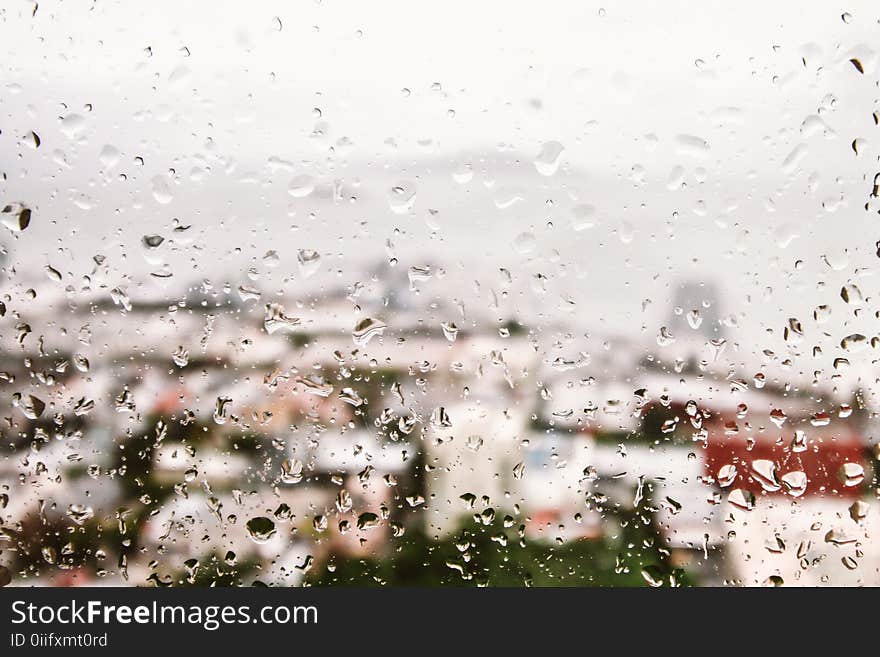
[640,565,665,587]
[288,174,316,198]
[99,144,120,169]
[840,284,863,305]
[513,232,536,254]
[493,186,524,209]
[407,265,432,291]
[339,387,363,407]
[356,512,380,530]
[151,175,174,204]
[842,556,859,571]
[20,394,45,420]
[780,471,807,497]
[717,464,737,488]
[297,249,321,277]
[388,181,417,214]
[23,130,40,149]
[425,407,450,430]
[353,317,386,346]
[441,322,459,342]
[1,203,31,232]
[280,458,304,484]
[849,500,869,524]
[264,303,301,334]
[838,462,865,487]
[45,264,62,282]
[452,162,473,184]
[571,204,597,231]
[534,141,564,176]
[67,504,95,525]
[142,234,165,249]
[841,334,867,353]
[751,459,780,492]
[657,326,675,346]
[781,144,808,174]
[246,517,276,543]
[728,488,755,511]
[213,396,232,425]
[769,408,787,428]
[299,376,334,397]
[59,113,86,139]
[824,528,856,545]
[171,346,189,367]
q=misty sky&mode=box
[1,1,879,392]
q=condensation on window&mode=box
[0,2,879,587]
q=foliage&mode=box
[309,501,691,587]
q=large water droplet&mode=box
[297,249,321,278]
[246,517,276,543]
[838,462,865,487]
[288,174,316,198]
[388,181,417,214]
[1,203,31,232]
[353,318,386,346]
[534,141,564,176]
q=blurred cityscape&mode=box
[0,254,876,588]
[2,1,879,589]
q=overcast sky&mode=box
[1,1,879,393]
